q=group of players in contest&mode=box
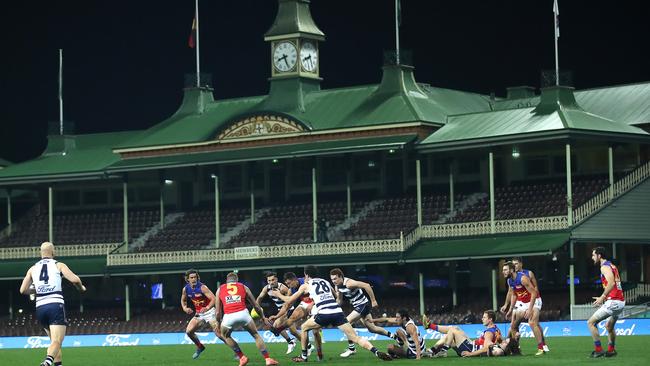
[20,242,626,366]
[179,246,626,363]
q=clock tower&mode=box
[263,0,325,111]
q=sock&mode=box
[608,342,615,352]
[428,323,439,331]
[287,337,294,344]
[302,349,308,360]
[441,344,450,351]
[387,331,396,340]
[348,341,356,351]
[317,350,323,359]
[42,356,54,366]
[191,337,204,348]
[260,349,270,359]
[370,347,379,356]
[538,342,544,350]
[594,340,603,352]
[233,346,245,358]
[54,363,62,366]
[397,338,404,347]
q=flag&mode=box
[553,0,560,38]
[188,17,197,48]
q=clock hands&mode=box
[302,55,312,69]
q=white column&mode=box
[48,186,54,242]
[250,179,255,224]
[566,144,573,226]
[6,192,11,236]
[449,165,455,213]
[641,246,645,283]
[489,152,495,233]
[612,242,617,259]
[416,159,422,226]
[123,182,128,252]
[312,167,318,242]
[159,185,164,229]
[214,175,220,248]
[419,272,425,316]
[569,241,575,308]
[346,170,352,219]
[608,146,614,199]
[8,290,13,320]
[125,283,131,322]
[491,268,498,310]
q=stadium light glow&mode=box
[164,179,173,185]
[210,174,217,178]
[272,158,279,164]
[511,146,520,159]
[388,149,396,154]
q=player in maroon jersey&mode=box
[587,247,626,358]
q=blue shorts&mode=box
[453,339,477,357]
[314,312,348,327]
[353,303,371,317]
[36,303,68,328]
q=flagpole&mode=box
[195,0,201,87]
[59,49,63,135]
[395,0,400,65]
[554,0,559,86]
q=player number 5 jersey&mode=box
[31,258,64,308]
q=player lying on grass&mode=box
[423,310,521,357]
[369,310,428,359]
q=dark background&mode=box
[1,0,649,162]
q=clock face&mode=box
[273,41,298,72]
[300,41,318,72]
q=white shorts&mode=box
[194,307,216,323]
[222,309,253,329]
[592,300,626,322]
[514,298,542,315]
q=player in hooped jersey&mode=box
[587,247,625,358]
[256,271,300,354]
[502,261,547,356]
[499,257,549,352]
[274,265,392,362]
[20,242,86,366]
[329,268,398,358]
[180,269,228,359]
[215,272,279,366]
[370,310,426,359]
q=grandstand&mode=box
[1,0,649,339]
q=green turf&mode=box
[0,337,640,365]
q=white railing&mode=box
[107,238,403,266]
[574,160,650,223]
[420,215,568,238]
[625,283,650,304]
[0,243,121,260]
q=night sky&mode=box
[1,0,649,163]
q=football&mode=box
[250,308,260,319]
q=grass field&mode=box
[0,337,641,366]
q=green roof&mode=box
[0,158,12,167]
[0,131,140,184]
[494,82,650,126]
[419,86,649,150]
[405,232,569,262]
[264,0,325,40]
[117,66,491,150]
[107,134,417,172]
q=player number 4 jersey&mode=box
[30,258,64,308]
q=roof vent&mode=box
[506,86,536,100]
